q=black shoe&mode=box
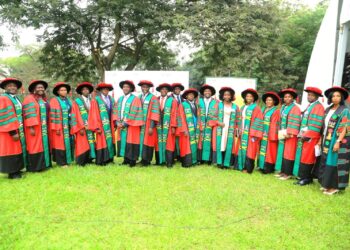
[129,161,136,167]
[298,178,313,186]
[141,160,150,167]
[167,163,173,168]
[8,172,22,179]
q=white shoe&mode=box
[279,175,291,180]
[323,189,339,195]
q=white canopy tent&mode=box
[302,0,350,108]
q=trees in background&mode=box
[0,0,327,93]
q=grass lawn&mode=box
[1,159,349,249]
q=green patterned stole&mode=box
[237,103,257,170]
[157,96,174,164]
[258,106,277,170]
[4,93,28,166]
[139,93,154,157]
[96,95,115,159]
[75,97,96,159]
[275,103,295,171]
[116,94,135,157]
[56,97,73,164]
[37,99,50,167]
[198,98,216,161]
[293,101,318,175]
[322,106,348,166]
[216,102,238,167]
[182,101,199,164]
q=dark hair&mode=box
[327,91,345,105]
[264,96,279,106]
[244,93,256,104]
[219,90,234,102]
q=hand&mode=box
[84,125,88,130]
[79,129,85,136]
[148,127,153,136]
[56,130,61,136]
[96,129,102,134]
[117,123,124,128]
[184,131,189,137]
[333,142,340,152]
[12,133,20,141]
[301,137,310,142]
[29,127,35,136]
[219,122,225,128]
[171,127,176,135]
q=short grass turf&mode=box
[1,159,349,249]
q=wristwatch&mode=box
[336,139,342,143]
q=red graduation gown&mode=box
[49,97,74,166]
[155,96,178,165]
[112,95,144,162]
[0,95,24,174]
[23,94,51,171]
[71,100,91,165]
[264,109,280,164]
[235,105,264,172]
[140,94,160,162]
[176,102,199,167]
[88,96,115,165]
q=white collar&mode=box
[82,95,89,100]
[124,93,131,98]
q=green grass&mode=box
[1,159,349,249]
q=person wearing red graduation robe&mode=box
[113,80,144,167]
[171,83,185,104]
[293,87,325,185]
[0,78,27,179]
[176,88,200,167]
[208,87,241,169]
[88,83,115,165]
[138,80,160,166]
[23,80,51,172]
[197,84,218,164]
[234,88,264,173]
[275,88,301,180]
[155,83,178,167]
[258,92,280,174]
[70,82,96,166]
[171,83,185,161]
[49,82,74,167]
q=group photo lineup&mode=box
[1,0,350,249]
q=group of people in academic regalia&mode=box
[0,77,349,195]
